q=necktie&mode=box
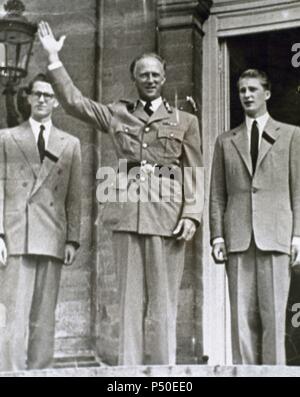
[250,120,259,174]
[37,124,45,163]
[144,101,153,116]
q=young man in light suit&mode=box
[210,69,300,365]
[0,74,82,371]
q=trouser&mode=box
[0,255,62,371]
[113,232,185,366]
[226,240,290,365]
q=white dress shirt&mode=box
[29,117,52,149]
[139,97,162,112]
[245,112,269,150]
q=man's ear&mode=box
[53,98,59,108]
[265,90,271,101]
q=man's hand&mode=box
[291,242,300,272]
[173,218,197,241]
[38,21,66,63]
[64,243,77,266]
[0,238,7,267]
[212,242,227,264]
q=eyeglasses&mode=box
[30,91,55,101]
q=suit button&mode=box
[252,187,258,193]
[50,202,53,207]
[144,127,150,132]
[57,169,62,175]
[54,186,58,191]
[142,143,148,148]
[22,182,28,187]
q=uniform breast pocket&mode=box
[157,128,185,158]
[114,126,140,155]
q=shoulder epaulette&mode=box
[163,98,173,113]
[119,99,137,113]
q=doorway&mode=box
[227,28,300,128]
[227,28,300,365]
[202,0,300,366]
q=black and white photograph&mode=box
[0,0,299,383]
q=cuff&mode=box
[292,236,300,246]
[66,240,80,250]
[48,61,63,71]
[213,237,225,245]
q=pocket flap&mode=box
[158,129,184,141]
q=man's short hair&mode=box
[130,53,167,78]
[27,73,52,94]
[238,69,271,91]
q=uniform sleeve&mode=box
[65,139,82,246]
[48,65,113,132]
[209,135,227,243]
[181,115,204,225]
[290,127,300,236]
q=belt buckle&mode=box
[140,161,157,175]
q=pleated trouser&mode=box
[113,232,185,366]
[226,239,290,365]
[0,255,62,371]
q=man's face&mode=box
[133,57,166,101]
[238,77,271,118]
[28,81,58,121]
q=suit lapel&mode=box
[31,126,68,196]
[256,117,281,170]
[11,121,41,177]
[231,123,252,176]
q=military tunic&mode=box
[49,66,204,365]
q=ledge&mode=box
[157,0,212,31]
[1,364,300,377]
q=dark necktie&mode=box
[37,124,45,163]
[144,101,153,116]
[250,120,259,174]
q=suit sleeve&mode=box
[181,115,204,225]
[290,127,300,236]
[48,66,112,132]
[65,139,82,246]
[209,135,227,243]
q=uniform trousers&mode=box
[113,232,185,365]
[0,255,62,371]
[226,239,290,365]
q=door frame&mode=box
[201,0,300,364]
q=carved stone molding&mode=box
[157,0,212,32]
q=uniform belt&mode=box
[119,162,176,179]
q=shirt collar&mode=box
[139,97,163,112]
[245,112,269,133]
[29,117,52,147]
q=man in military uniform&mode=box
[38,21,204,365]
